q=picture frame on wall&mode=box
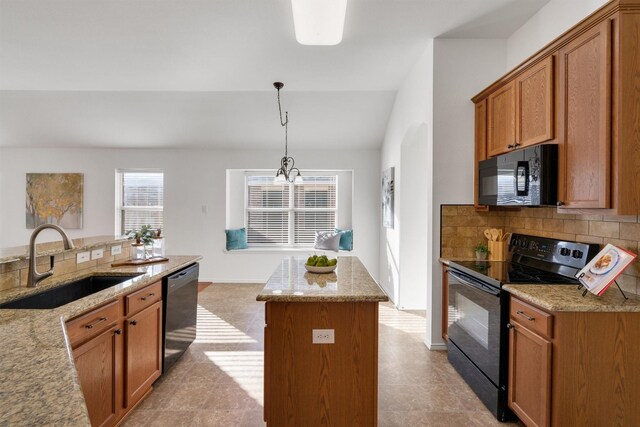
[25,173,84,229]
[382,167,394,229]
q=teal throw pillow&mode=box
[225,228,248,250]
[335,228,353,251]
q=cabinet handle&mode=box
[85,317,107,329]
[557,201,565,206]
[516,310,535,321]
[507,323,514,329]
[114,329,122,335]
[130,320,138,326]
[514,142,521,148]
[140,292,155,301]
[507,144,515,149]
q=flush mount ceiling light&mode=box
[291,0,348,46]
[273,82,302,184]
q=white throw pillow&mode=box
[314,231,341,252]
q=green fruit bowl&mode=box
[304,264,338,274]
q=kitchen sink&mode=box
[0,274,142,309]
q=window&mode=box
[115,170,164,235]
[246,175,337,246]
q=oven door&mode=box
[447,268,501,386]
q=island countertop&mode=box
[0,255,201,427]
[257,256,389,302]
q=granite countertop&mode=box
[503,284,640,312]
[0,255,201,426]
[257,256,389,302]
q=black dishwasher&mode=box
[162,262,199,373]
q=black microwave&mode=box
[478,145,557,206]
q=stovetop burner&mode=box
[448,233,601,286]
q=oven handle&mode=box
[447,269,500,297]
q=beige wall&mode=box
[441,206,640,295]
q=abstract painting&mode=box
[26,173,84,229]
[382,167,394,229]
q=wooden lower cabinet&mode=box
[508,320,551,427]
[73,323,124,427]
[125,301,162,408]
[264,301,379,426]
[69,282,163,427]
[508,296,640,425]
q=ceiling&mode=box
[0,0,550,149]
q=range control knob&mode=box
[572,250,584,259]
[560,248,571,256]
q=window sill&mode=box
[223,247,350,254]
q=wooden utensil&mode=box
[484,229,492,240]
[490,229,501,242]
[502,232,512,243]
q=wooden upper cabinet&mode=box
[487,81,516,157]
[557,19,612,209]
[515,56,554,148]
[474,100,489,211]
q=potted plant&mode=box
[474,242,490,261]
[126,225,157,259]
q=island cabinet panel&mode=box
[73,323,124,427]
[125,300,162,408]
[264,301,378,427]
[487,81,516,157]
[515,56,554,149]
[557,19,612,209]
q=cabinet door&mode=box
[558,19,612,208]
[508,321,552,427]
[487,81,516,157]
[125,301,162,408]
[73,324,123,427]
[516,56,554,148]
[474,100,489,211]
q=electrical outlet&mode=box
[76,251,90,264]
[110,245,122,256]
[312,329,335,344]
[91,248,104,260]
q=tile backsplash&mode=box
[441,205,640,295]
[0,243,131,291]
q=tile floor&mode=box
[123,284,519,426]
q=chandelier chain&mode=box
[276,87,289,158]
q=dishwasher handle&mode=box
[166,263,199,294]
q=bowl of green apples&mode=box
[305,255,338,273]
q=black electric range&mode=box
[445,234,600,422]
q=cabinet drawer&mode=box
[510,298,552,339]
[67,299,122,346]
[126,281,161,316]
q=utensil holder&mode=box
[488,241,507,261]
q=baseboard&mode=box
[424,341,447,351]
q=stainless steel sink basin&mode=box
[0,275,142,309]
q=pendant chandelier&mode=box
[273,82,302,183]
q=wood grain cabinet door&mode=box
[125,301,162,408]
[487,80,516,157]
[515,56,554,148]
[557,19,612,208]
[508,321,552,427]
[73,324,124,427]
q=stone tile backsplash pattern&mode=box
[441,205,640,295]
[0,244,132,291]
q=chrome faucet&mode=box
[27,224,75,288]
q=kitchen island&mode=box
[0,255,201,426]
[257,256,388,426]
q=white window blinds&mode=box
[117,170,164,235]
[246,175,337,246]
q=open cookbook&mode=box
[576,244,637,296]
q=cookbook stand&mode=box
[576,273,628,300]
